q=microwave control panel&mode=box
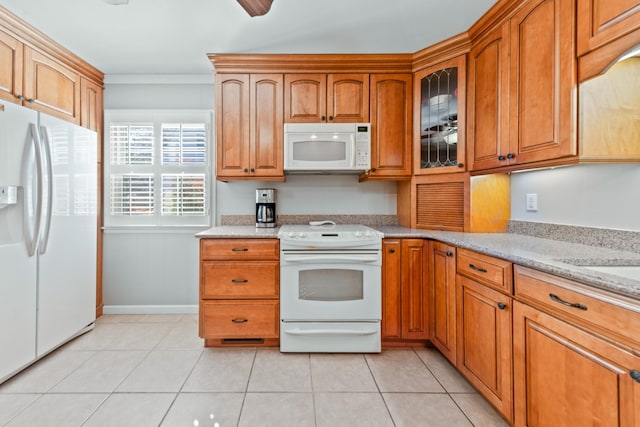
[355,124,371,169]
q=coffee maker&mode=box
[256,188,276,228]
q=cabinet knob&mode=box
[506,153,515,159]
[497,302,507,310]
[17,94,24,100]
[631,370,640,383]
[329,115,334,121]
[250,168,255,173]
[498,155,506,161]
[321,115,326,121]
[371,167,377,172]
[389,248,395,253]
[27,98,34,103]
[457,163,464,168]
[446,251,453,257]
[243,168,248,173]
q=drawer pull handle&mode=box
[231,248,248,252]
[469,264,487,273]
[549,293,587,311]
[231,279,248,284]
[446,251,453,257]
[232,318,248,324]
[497,302,507,310]
[631,370,640,383]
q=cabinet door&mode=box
[381,239,402,340]
[23,47,81,124]
[513,301,640,427]
[577,0,640,57]
[80,77,103,134]
[457,275,513,422]
[284,74,326,122]
[368,74,412,178]
[0,30,23,103]
[401,239,429,339]
[468,23,511,171]
[414,56,466,175]
[428,242,456,363]
[508,0,577,164]
[327,73,369,122]
[250,74,284,178]
[216,74,250,178]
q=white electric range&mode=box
[278,223,383,353]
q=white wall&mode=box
[216,175,397,224]
[510,163,640,232]
[102,78,398,311]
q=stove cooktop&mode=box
[278,223,383,249]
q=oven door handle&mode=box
[284,328,379,336]
[282,254,379,264]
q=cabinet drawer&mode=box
[457,248,513,294]
[515,265,640,349]
[200,238,279,260]
[201,261,279,298]
[200,300,279,339]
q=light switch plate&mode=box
[526,193,538,212]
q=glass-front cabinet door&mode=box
[414,55,466,174]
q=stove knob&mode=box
[354,231,363,238]
[364,231,373,237]
[288,232,296,238]
[298,232,307,238]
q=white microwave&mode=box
[284,123,371,173]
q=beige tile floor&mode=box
[0,314,509,427]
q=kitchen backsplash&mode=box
[221,215,399,226]
[508,220,640,254]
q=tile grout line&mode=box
[363,353,398,427]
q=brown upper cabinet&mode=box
[0,30,23,104]
[284,73,369,123]
[468,0,578,172]
[414,55,466,175]
[577,0,640,80]
[1,13,103,129]
[365,73,413,179]
[216,73,284,181]
[23,46,81,124]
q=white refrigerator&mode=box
[0,101,97,383]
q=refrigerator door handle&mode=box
[38,126,53,255]
[24,123,44,257]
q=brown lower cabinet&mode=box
[428,241,457,363]
[381,238,429,343]
[199,238,280,346]
[513,301,640,426]
[456,274,513,422]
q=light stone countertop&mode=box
[195,224,640,300]
[378,225,640,300]
[195,225,280,238]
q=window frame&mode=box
[104,109,213,228]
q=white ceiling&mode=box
[0,0,497,76]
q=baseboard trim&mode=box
[103,305,198,314]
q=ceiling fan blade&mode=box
[236,0,273,16]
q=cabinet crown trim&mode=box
[208,53,413,73]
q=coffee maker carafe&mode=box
[256,188,276,228]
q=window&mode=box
[104,110,212,227]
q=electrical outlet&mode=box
[526,193,538,212]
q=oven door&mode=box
[280,251,381,321]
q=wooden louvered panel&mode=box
[416,181,465,231]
